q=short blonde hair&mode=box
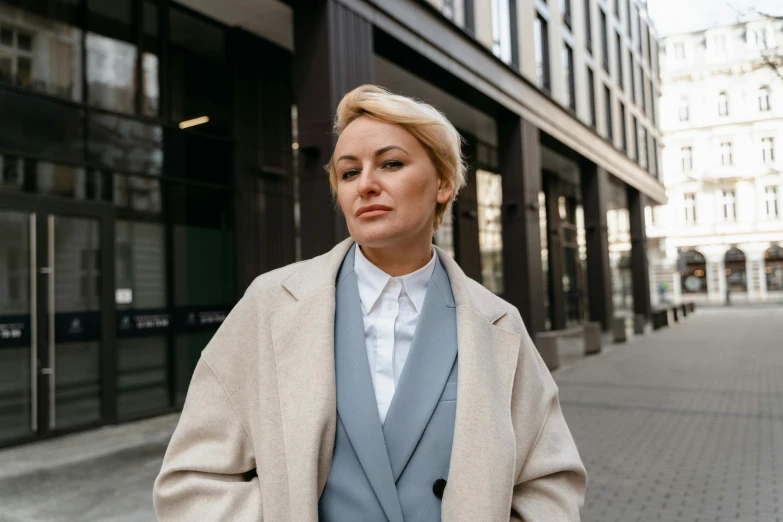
[327,85,467,230]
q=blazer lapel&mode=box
[334,245,405,522]
[382,256,457,481]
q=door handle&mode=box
[39,368,53,375]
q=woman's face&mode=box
[334,116,453,250]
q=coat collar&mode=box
[281,238,508,326]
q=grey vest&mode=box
[319,245,458,522]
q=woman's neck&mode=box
[359,241,434,277]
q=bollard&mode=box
[584,322,602,355]
[634,314,646,335]
[612,316,627,343]
[534,333,560,371]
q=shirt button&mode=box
[387,303,394,310]
[390,281,397,288]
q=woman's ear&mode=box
[437,179,454,205]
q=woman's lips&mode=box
[356,205,392,218]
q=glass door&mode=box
[0,198,114,446]
[0,209,36,444]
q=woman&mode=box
[153,85,586,521]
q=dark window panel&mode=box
[87,113,163,175]
[0,89,84,162]
[162,128,232,185]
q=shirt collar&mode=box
[354,244,437,314]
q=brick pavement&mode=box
[554,307,783,522]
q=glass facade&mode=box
[0,0,272,444]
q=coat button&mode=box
[432,478,447,499]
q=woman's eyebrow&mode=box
[335,154,358,164]
[376,145,409,157]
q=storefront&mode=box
[0,0,293,447]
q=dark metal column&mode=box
[628,187,652,318]
[544,173,566,330]
[453,134,482,282]
[293,0,374,259]
[229,29,296,295]
[498,112,545,335]
[581,163,613,330]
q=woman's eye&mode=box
[342,169,359,180]
[383,160,403,170]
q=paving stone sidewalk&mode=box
[555,307,783,522]
[0,307,780,522]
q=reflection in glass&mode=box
[0,2,83,101]
[175,332,214,406]
[115,220,166,310]
[53,216,102,430]
[607,207,633,313]
[539,191,550,330]
[724,247,747,292]
[88,113,162,175]
[0,89,84,163]
[0,210,33,443]
[142,1,159,117]
[477,169,504,294]
[174,224,234,307]
[0,155,109,201]
[113,174,162,214]
[86,33,136,114]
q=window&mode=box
[616,31,623,89]
[652,137,659,176]
[629,50,636,103]
[477,170,504,294]
[604,85,613,140]
[563,44,576,110]
[636,12,643,52]
[0,26,34,89]
[614,0,620,18]
[620,103,627,151]
[636,63,643,108]
[720,142,733,166]
[638,126,647,168]
[648,79,655,121]
[561,0,572,28]
[722,190,736,221]
[684,193,697,224]
[600,8,609,72]
[681,146,693,171]
[766,186,779,218]
[641,71,648,114]
[491,0,514,64]
[584,0,593,53]
[759,86,771,112]
[762,137,775,163]
[534,15,550,91]
[632,115,638,160]
[587,66,597,127]
[651,39,658,76]
[718,91,729,116]
[713,35,726,54]
[674,41,685,60]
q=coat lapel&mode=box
[382,255,457,481]
[333,245,405,522]
[271,238,352,522]
[435,247,523,520]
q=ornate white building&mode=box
[648,16,783,305]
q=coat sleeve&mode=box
[153,356,262,522]
[509,333,587,521]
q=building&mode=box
[649,17,783,306]
[0,0,664,448]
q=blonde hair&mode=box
[327,84,467,230]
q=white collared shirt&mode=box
[354,245,437,424]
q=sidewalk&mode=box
[0,307,780,522]
[555,306,783,522]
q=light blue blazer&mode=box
[318,244,458,522]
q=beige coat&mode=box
[153,238,587,521]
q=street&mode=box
[0,307,781,522]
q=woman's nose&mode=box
[356,168,381,196]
